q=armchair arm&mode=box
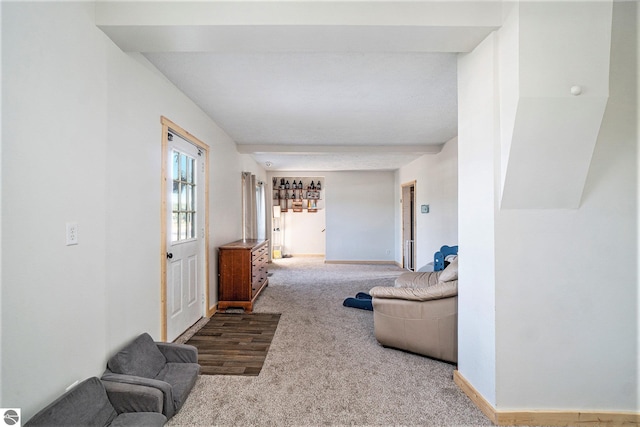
[156,342,198,364]
[101,372,176,419]
[370,280,457,301]
[102,379,164,414]
[394,271,441,288]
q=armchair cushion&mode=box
[438,257,458,283]
[156,363,200,409]
[370,280,457,301]
[156,342,198,364]
[25,377,166,427]
[107,333,166,379]
[110,412,167,427]
[394,271,441,288]
[101,372,174,419]
[102,377,166,414]
[26,377,116,427]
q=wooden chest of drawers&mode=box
[218,239,269,312]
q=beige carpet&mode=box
[168,257,492,426]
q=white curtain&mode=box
[242,172,266,240]
[256,181,266,240]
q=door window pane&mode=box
[172,152,179,181]
[171,150,197,242]
[187,157,194,184]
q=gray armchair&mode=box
[369,257,458,363]
[25,377,166,426]
[101,332,200,420]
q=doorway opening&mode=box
[401,181,416,271]
[270,176,326,260]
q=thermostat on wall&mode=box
[421,204,429,214]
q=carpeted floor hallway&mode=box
[168,257,493,426]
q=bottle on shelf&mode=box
[310,181,315,190]
[292,181,297,189]
[316,181,321,190]
[285,180,290,189]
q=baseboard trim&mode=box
[324,260,397,265]
[453,370,640,427]
[206,304,217,318]
[453,370,498,424]
[284,254,325,258]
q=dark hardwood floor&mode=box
[185,312,281,376]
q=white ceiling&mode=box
[97,1,501,171]
[144,51,457,170]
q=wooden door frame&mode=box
[401,180,416,271]
[160,116,211,342]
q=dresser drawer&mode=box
[251,243,268,262]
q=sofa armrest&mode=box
[394,271,441,288]
[102,379,164,415]
[370,280,457,301]
[156,342,198,364]
[101,373,176,419]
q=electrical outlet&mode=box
[66,222,78,246]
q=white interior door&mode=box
[166,132,204,341]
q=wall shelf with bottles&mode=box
[272,177,323,213]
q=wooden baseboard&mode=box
[454,370,640,427]
[206,304,217,317]
[496,411,640,426]
[453,370,498,424]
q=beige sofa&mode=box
[369,258,458,363]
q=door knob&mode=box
[167,252,173,259]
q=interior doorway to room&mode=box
[161,117,210,342]
[401,182,416,271]
[271,176,326,260]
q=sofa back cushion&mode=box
[438,257,458,282]
[25,377,116,426]
[107,333,166,379]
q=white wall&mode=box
[458,1,639,413]
[2,3,110,417]
[0,0,6,407]
[494,1,638,411]
[104,49,265,347]
[265,171,396,261]
[1,2,262,419]
[457,32,498,407]
[264,170,394,261]
[266,172,326,256]
[397,137,458,269]
[325,171,395,262]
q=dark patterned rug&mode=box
[185,312,281,376]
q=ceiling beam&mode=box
[95,1,501,53]
[236,144,444,154]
